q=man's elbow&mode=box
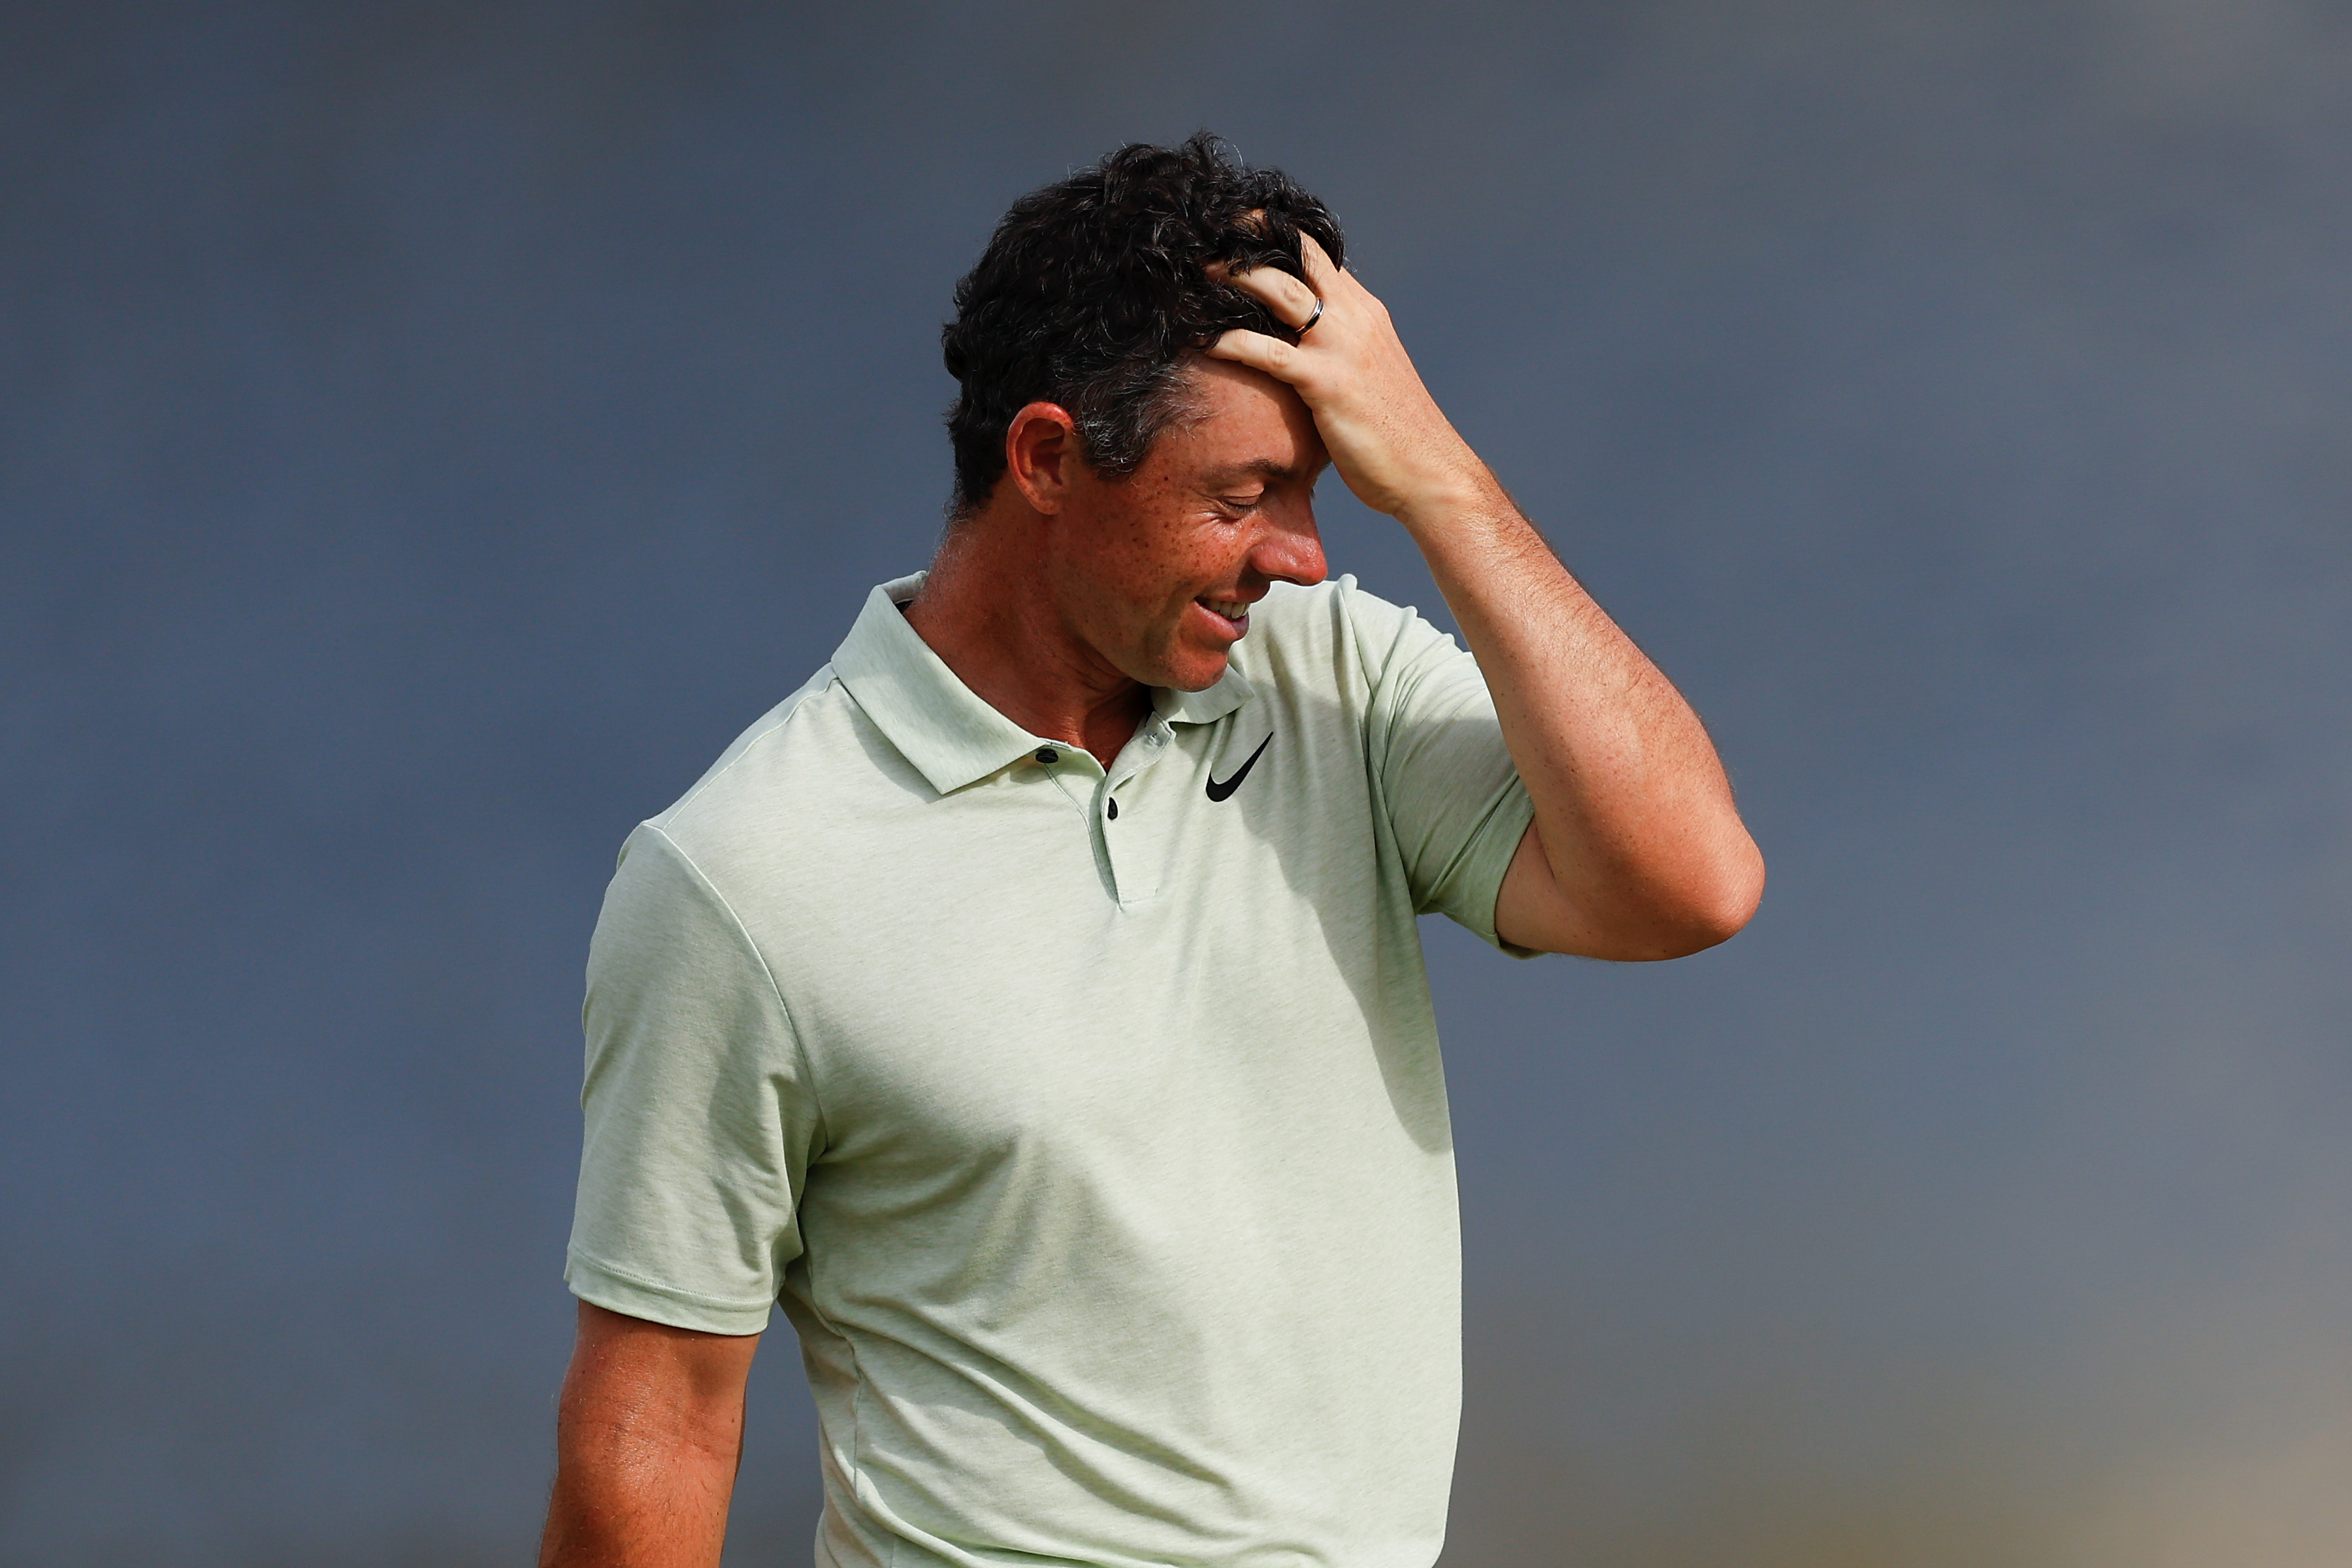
[1654,837,1766,956]
[1592,838,1765,962]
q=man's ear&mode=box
[1005,402,1079,514]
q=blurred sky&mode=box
[5,2,2350,1565]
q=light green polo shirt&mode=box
[566,572,1535,1568]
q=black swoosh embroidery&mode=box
[1205,732,1273,802]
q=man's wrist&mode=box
[1390,460,1509,540]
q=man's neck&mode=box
[902,515,1151,768]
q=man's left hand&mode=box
[1207,235,1492,529]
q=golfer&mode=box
[540,134,1763,1568]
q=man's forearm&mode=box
[1399,472,1764,958]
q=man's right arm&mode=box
[539,1301,762,1568]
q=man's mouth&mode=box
[1194,596,1250,636]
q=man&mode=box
[541,136,1761,1568]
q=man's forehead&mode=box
[1167,357,1325,474]
[1181,353,1298,410]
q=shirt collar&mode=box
[1153,665,1255,727]
[830,572,1257,795]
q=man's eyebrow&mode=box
[1203,457,1316,487]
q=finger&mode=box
[1218,261,1321,331]
[1204,327,1305,383]
[1295,232,1343,291]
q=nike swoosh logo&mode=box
[1205,732,1273,802]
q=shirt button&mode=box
[1106,798,1119,820]
[1035,747,1058,764]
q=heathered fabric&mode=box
[566,572,1535,1568]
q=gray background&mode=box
[5,2,2349,1563]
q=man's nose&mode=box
[1250,500,1327,588]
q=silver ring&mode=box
[1296,297,1324,336]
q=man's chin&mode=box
[1155,646,1233,694]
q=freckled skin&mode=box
[1044,359,1331,695]
[906,357,1331,764]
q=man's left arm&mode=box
[1211,237,1764,960]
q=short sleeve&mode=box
[564,824,821,1334]
[1346,583,1538,954]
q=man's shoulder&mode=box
[1230,574,1440,691]
[641,662,885,856]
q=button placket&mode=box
[1098,732,1168,906]
[1034,741,1109,831]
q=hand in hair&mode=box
[1215,235,1763,960]
[1206,235,1493,531]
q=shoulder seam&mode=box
[1326,575,1400,708]
[1339,578,1455,710]
[662,664,842,823]
[636,823,828,1150]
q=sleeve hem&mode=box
[564,1250,776,1336]
[1460,785,1541,956]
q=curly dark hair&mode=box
[941,133,1345,518]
